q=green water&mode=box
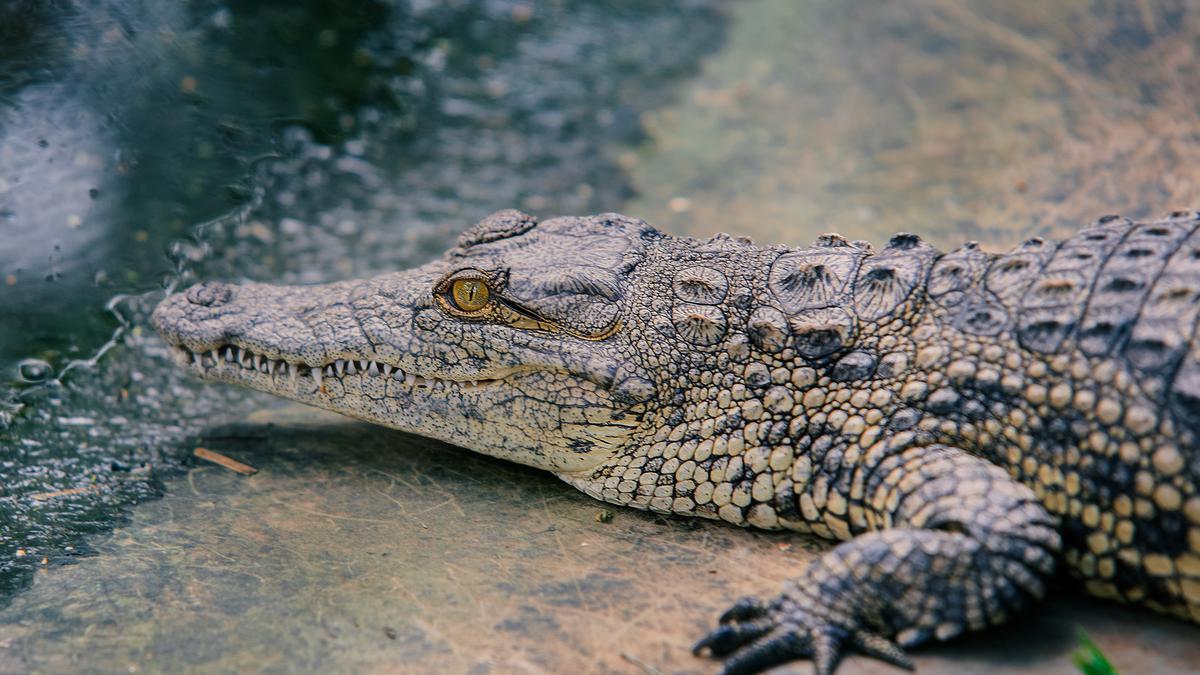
[3,0,1200,671]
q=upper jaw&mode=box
[150,257,657,409]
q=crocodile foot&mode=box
[693,595,913,675]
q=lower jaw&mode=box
[175,352,640,473]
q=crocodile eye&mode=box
[450,278,490,312]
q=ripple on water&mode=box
[15,359,52,384]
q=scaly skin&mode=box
[152,209,1200,674]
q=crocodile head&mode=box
[151,210,666,473]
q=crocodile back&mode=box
[920,213,1200,619]
[982,214,1200,438]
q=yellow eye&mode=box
[451,278,490,312]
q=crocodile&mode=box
[151,209,1200,674]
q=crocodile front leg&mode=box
[694,444,1062,674]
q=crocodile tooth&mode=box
[324,365,334,377]
[313,368,322,387]
[253,353,263,370]
[358,360,369,371]
[210,349,220,364]
[237,348,247,366]
[382,364,393,378]
[367,361,379,376]
[335,360,345,376]
[258,358,268,373]
[288,362,298,382]
[223,347,235,362]
[393,368,405,381]
[267,359,277,375]
[404,372,416,386]
[192,351,203,368]
[346,361,357,375]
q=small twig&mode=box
[30,486,100,501]
[620,652,664,675]
[194,447,258,475]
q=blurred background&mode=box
[2,1,1200,672]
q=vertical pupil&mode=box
[453,279,488,310]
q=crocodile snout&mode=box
[151,281,241,351]
[152,264,447,362]
[185,281,235,307]
[151,284,224,349]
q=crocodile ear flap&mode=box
[454,210,539,252]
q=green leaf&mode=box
[1072,631,1118,675]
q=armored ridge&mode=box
[152,209,1200,674]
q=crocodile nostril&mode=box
[186,281,235,307]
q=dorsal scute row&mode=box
[748,233,939,366]
[1013,217,1133,354]
[1126,242,1200,396]
[1078,219,1198,358]
[953,212,1200,438]
[852,234,939,321]
[766,232,938,316]
[928,241,1009,337]
[1116,215,1200,435]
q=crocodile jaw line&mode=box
[169,344,510,395]
[161,336,633,474]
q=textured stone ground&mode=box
[628,0,1200,250]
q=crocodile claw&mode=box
[695,596,913,675]
[718,596,770,623]
[691,620,773,657]
[851,629,914,670]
